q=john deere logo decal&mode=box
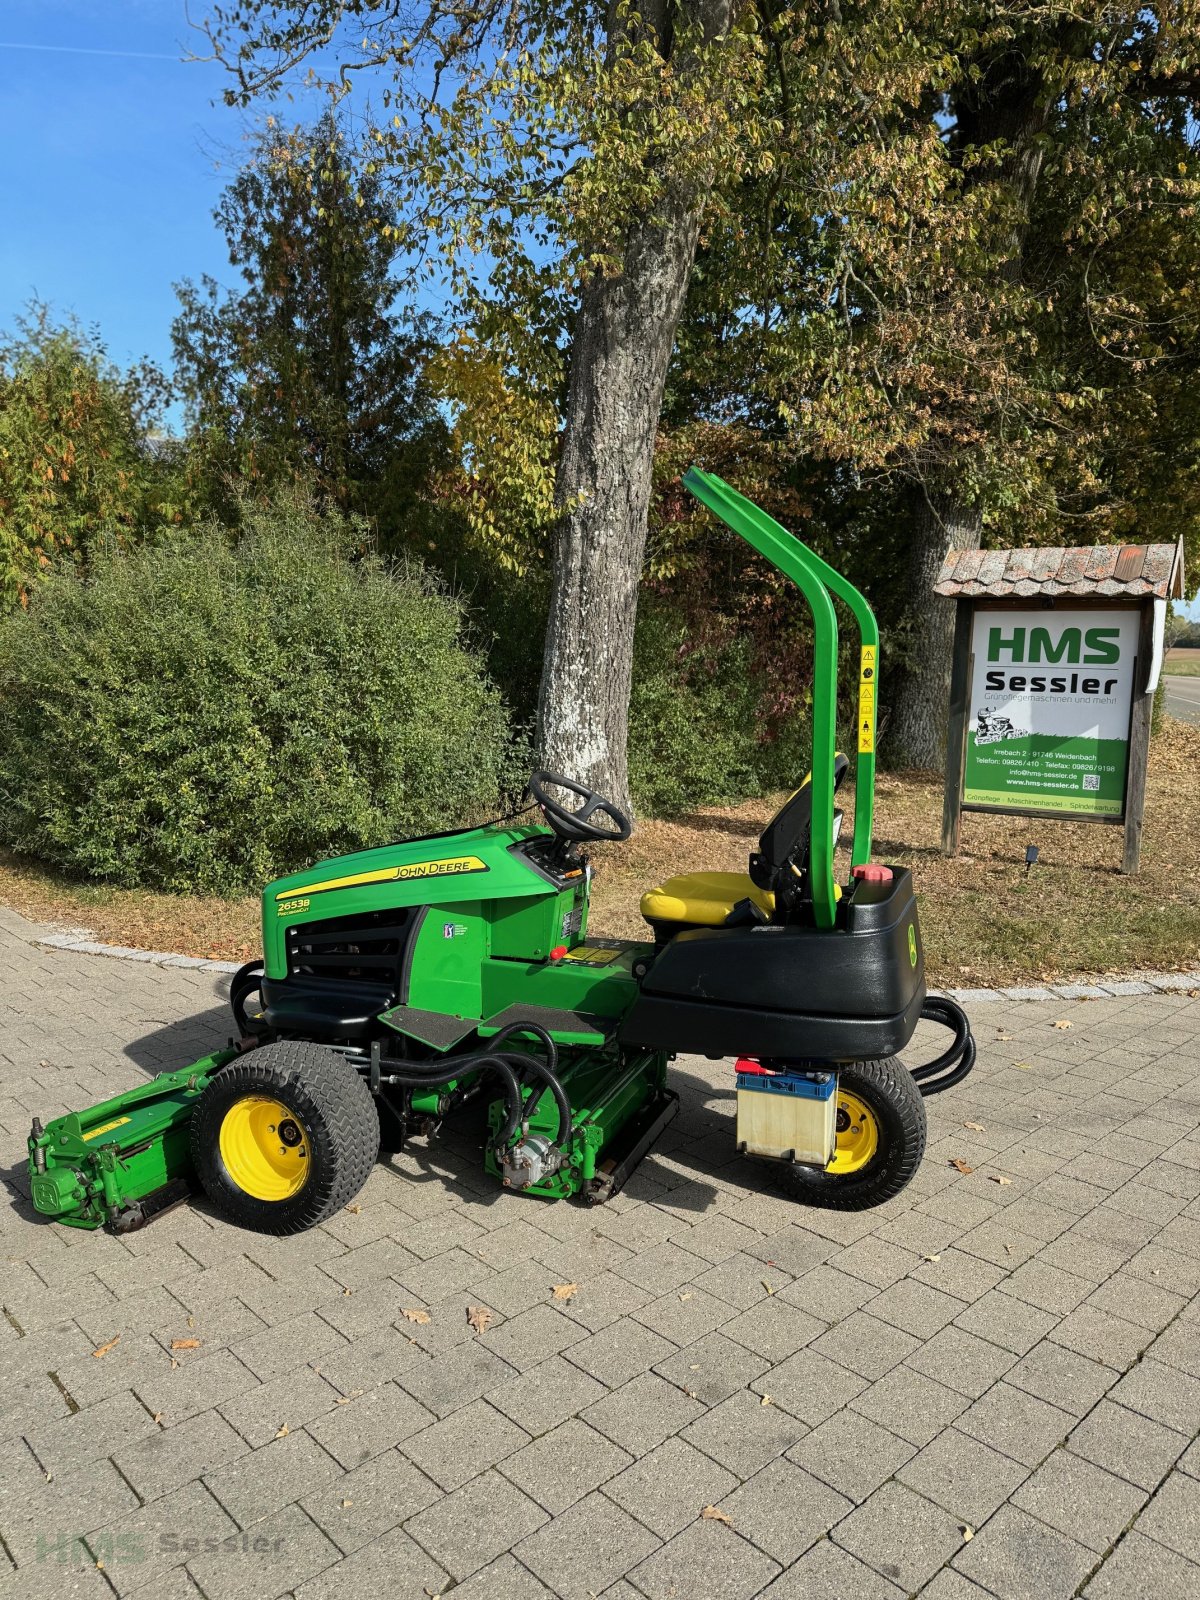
[907,925,918,968]
[276,856,488,902]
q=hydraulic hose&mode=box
[909,996,976,1096]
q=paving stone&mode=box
[1085,1274,1188,1332]
[952,1502,1096,1599]
[403,1467,547,1582]
[716,1458,853,1564]
[652,1330,771,1405]
[218,1364,342,1448]
[132,1348,262,1426]
[1049,1304,1154,1371]
[0,1455,142,1566]
[634,1285,733,1345]
[627,1515,779,1600]
[751,1346,870,1426]
[682,1387,809,1477]
[603,1435,736,1539]
[777,1263,876,1322]
[1006,1340,1119,1417]
[581,1371,705,1455]
[757,1536,906,1599]
[864,1278,968,1339]
[115,1410,250,1503]
[556,1271,653,1333]
[399,1397,530,1492]
[1067,1398,1190,1491]
[788,1408,914,1503]
[1109,1358,1200,1434]
[809,1311,921,1380]
[1082,1529,1200,1600]
[1134,1469,1200,1563]
[1012,1448,1147,1553]
[898,1427,1029,1523]
[400,1338,517,1420]
[300,1448,439,1554]
[833,1480,966,1591]
[440,1552,557,1600]
[956,1381,1074,1468]
[564,1316,677,1388]
[203,1429,342,1528]
[186,1499,340,1600]
[487,1354,608,1435]
[305,1380,434,1469]
[722,1296,827,1363]
[907,1571,994,1600]
[905,1324,1018,1399]
[292,1524,449,1600]
[500,1417,631,1515]
[84,1478,238,1599]
[513,1488,660,1599]
[953,1290,1058,1356]
[24,1390,163,1476]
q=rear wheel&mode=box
[191,1041,380,1234]
[778,1057,926,1210]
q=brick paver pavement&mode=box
[1,903,1198,1599]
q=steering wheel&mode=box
[529,771,632,844]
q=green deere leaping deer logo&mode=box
[908,925,918,968]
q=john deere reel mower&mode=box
[27,471,975,1237]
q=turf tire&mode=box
[191,1041,380,1234]
[777,1056,926,1211]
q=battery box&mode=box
[735,1060,836,1167]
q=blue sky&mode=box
[0,1,275,374]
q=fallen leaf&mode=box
[760,1394,773,1406]
[170,1359,179,1370]
[960,1524,975,1542]
[274,1423,289,1438]
[989,1175,1013,1186]
[963,1121,986,1132]
[1052,1020,1073,1030]
[1013,1062,1033,1071]
[701,1505,734,1526]
[467,1305,493,1335]
[91,1335,121,1360]
[996,1032,1014,1042]
[922,1253,941,1263]
[683,1387,699,1399]
[678,1291,694,1302]
[342,1288,352,1297]
[402,1308,431,1325]
[186,1316,195,1330]
[95,1560,105,1571]
[340,1499,353,1509]
[551,1283,579,1302]
[950,1158,974,1175]
[761,1281,776,1295]
[171,1338,201,1351]
[346,1203,362,1215]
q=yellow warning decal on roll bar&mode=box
[858,646,877,754]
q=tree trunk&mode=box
[886,495,981,770]
[536,0,735,817]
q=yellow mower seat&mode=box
[640,871,775,929]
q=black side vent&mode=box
[286,908,413,987]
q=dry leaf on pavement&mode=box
[1052,1020,1073,1030]
[171,1338,201,1351]
[963,1121,986,1132]
[701,1505,734,1526]
[961,1524,975,1541]
[989,1174,1013,1186]
[274,1423,289,1438]
[402,1308,431,1325]
[949,1158,974,1175]
[551,1283,579,1302]
[91,1335,121,1360]
[467,1305,494,1335]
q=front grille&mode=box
[286,908,415,988]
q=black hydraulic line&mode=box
[380,1053,526,1145]
[910,996,976,1096]
[501,1050,573,1149]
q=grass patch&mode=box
[1165,649,1200,677]
[2,719,1197,988]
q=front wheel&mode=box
[779,1057,926,1211]
[190,1041,380,1234]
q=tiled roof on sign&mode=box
[934,537,1184,600]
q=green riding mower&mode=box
[26,470,974,1237]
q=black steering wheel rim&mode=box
[528,771,632,844]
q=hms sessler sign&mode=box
[964,609,1138,818]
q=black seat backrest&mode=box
[757,753,850,873]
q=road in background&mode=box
[1165,673,1200,726]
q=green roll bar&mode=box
[681,468,880,929]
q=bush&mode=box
[628,605,812,816]
[0,495,516,894]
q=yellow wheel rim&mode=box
[218,1095,310,1201]
[828,1090,879,1175]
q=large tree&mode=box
[173,112,440,530]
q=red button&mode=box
[549,944,568,962]
[852,864,894,882]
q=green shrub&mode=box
[629,605,812,816]
[0,494,516,893]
